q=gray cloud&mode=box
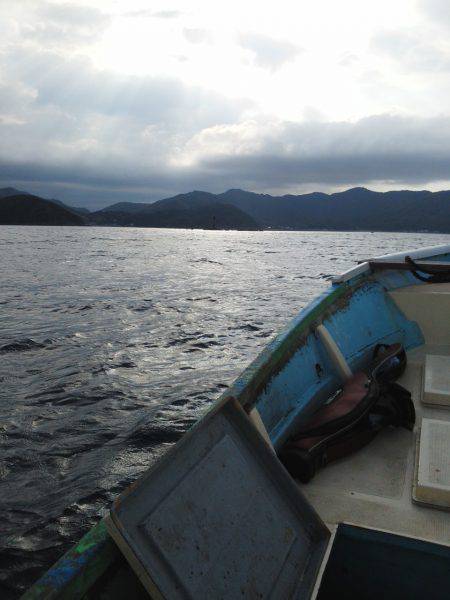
[153,10,182,19]
[203,150,450,188]
[0,47,250,206]
[194,115,450,188]
[339,53,359,67]
[420,0,450,27]
[37,2,109,27]
[238,33,301,71]
[1,107,450,208]
[123,9,182,19]
[183,28,212,44]
[2,49,247,130]
[371,30,450,72]
[26,2,111,45]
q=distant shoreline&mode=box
[2,186,450,233]
[1,223,449,235]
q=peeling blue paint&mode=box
[254,275,425,447]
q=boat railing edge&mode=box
[331,243,450,284]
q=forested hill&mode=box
[98,187,450,232]
[215,187,450,232]
[0,194,84,226]
[2,186,450,231]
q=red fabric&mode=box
[301,371,369,431]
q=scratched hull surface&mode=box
[1,226,450,598]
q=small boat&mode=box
[23,244,450,600]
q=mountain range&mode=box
[1,186,450,232]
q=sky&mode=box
[1,0,450,208]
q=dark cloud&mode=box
[193,115,450,189]
[203,150,450,188]
[238,33,301,71]
[1,110,450,208]
[0,157,214,209]
[2,49,247,129]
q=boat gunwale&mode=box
[331,243,450,283]
[20,520,119,600]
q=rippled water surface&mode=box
[1,226,449,597]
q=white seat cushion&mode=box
[413,418,450,510]
[423,355,450,407]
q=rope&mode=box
[405,255,450,283]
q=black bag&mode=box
[370,342,407,383]
[279,343,414,483]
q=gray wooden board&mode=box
[107,399,330,599]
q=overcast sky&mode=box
[1,0,450,208]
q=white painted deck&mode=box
[299,344,450,545]
[390,283,450,346]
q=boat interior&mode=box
[304,339,450,598]
[300,284,450,546]
[298,346,450,544]
[247,273,450,598]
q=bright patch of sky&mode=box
[83,1,444,121]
